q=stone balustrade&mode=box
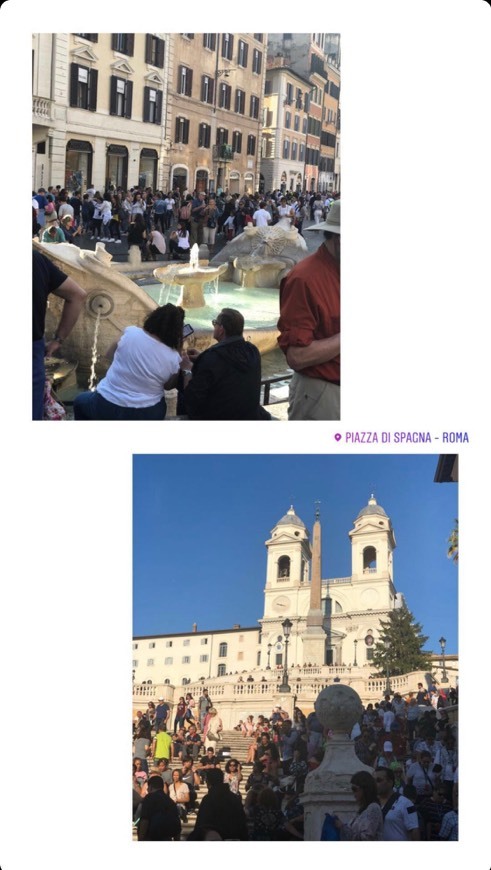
[32,96,53,122]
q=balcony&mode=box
[32,95,54,125]
[213,144,234,162]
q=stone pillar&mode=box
[301,683,373,840]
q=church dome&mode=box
[355,495,388,520]
[276,506,306,529]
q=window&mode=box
[366,648,374,661]
[216,127,229,145]
[222,33,234,61]
[143,86,162,124]
[182,33,194,39]
[253,33,263,42]
[200,654,209,662]
[218,82,231,110]
[299,143,305,161]
[276,653,283,666]
[203,33,216,51]
[232,131,242,153]
[109,76,133,118]
[147,658,154,666]
[132,643,138,650]
[182,656,191,664]
[178,65,193,97]
[235,88,245,114]
[294,114,300,132]
[257,651,261,666]
[296,89,303,109]
[264,80,272,95]
[111,34,134,55]
[201,75,214,105]
[238,651,244,661]
[164,656,173,665]
[285,111,291,129]
[303,117,307,134]
[247,134,256,156]
[175,117,190,144]
[132,659,138,667]
[145,34,165,68]
[363,546,377,571]
[217,664,226,676]
[285,83,293,104]
[237,39,248,68]
[283,139,290,159]
[69,64,98,112]
[165,641,173,648]
[252,49,262,75]
[198,123,211,148]
[149,642,156,648]
[183,639,190,646]
[329,81,340,100]
[250,95,259,119]
[292,141,298,160]
[218,642,228,657]
[201,637,208,645]
[75,33,98,42]
[278,556,290,579]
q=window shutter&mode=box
[145,33,152,64]
[229,35,234,59]
[125,80,133,119]
[127,34,135,56]
[156,38,165,68]
[226,84,231,109]
[187,69,193,97]
[175,117,180,141]
[244,43,248,67]
[209,79,214,105]
[88,68,98,112]
[109,75,118,115]
[143,86,150,122]
[201,76,206,102]
[111,34,118,51]
[184,119,189,144]
[155,89,162,125]
[70,63,79,107]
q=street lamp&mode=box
[384,639,392,695]
[278,618,293,693]
[353,639,358,667]
[439,636,448,683]
[266,643,273,670]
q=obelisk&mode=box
[303,502,327,665]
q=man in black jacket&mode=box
[137,775,181,841]
[194,768,248,840]
[181,308,270,419]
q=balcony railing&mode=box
[32,95,53,123]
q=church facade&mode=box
[133,496,403,688]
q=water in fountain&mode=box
[189,243,200,270]
[88,310,102,391]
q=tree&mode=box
[371,602,432,677]
[447,520,458,564]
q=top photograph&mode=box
[32,32,341,421]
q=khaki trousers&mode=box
[288,372,340,421]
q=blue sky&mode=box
[133,454,458,654]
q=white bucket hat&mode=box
[305,199,340,233]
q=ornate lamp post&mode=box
[266,643,273,670]
[353,639,358,667]
[384,639,392,695]
[278,618,293,693]
[439,636,448,683]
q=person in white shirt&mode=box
[73,303,193,420]
[253,201,272,227]
[406,751,436,800]
[375,767,420,840]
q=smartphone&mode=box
[183,323,194,339]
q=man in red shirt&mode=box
[277,201,340,419]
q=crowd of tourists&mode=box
[132,683,458,841]
[32,183,338,256]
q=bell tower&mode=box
[348,495,397,611]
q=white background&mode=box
[1,0,489,864]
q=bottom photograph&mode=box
[132,454,458,842]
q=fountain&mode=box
[33,221,310,387]
[153,244,228,308]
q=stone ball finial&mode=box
[315,684,363,734]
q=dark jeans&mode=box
[32,339,45,420]
[154,212,166,233]
[73,390,167,420]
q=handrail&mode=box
[261,372,292,405]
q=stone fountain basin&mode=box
[153,261,228,308]
[232,255,294,288]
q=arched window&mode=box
[363,546,377,572]
[219,642,228,657]
[217,663,226,676]
[278,556,290,579]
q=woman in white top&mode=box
[313,197,324,223]
[169,769,190,820]
[73,303,192,420]
[277,197,295,228]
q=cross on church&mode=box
[315,500,321,519]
